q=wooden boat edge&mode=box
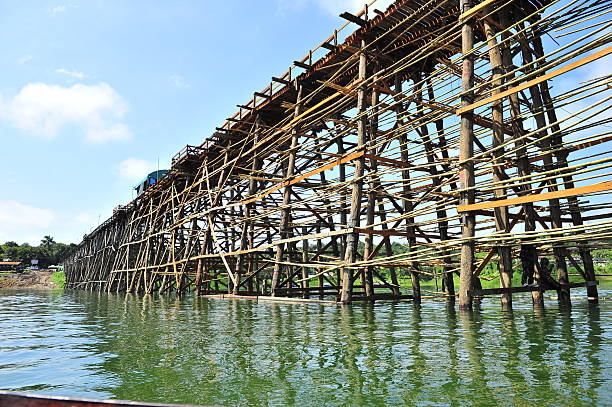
[0,391,220,407]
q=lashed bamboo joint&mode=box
[63,0,611,308]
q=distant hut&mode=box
[0,261,21,272]
[134,170,168,196]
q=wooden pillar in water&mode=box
[530,31,599,303]
[271,82,303,295]
[394,73,421,302]
[237,116,263,294]
[301,226,309,299]
[458,0,476,310]
[363,67,380,300]
[336,118,348,288]
[424,78,454,302]
[499,10,543,308]
[518,29,570,305]
[483,9,513,309]
[340,13,368,304]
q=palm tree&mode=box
[40,236,56,265]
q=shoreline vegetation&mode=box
[0,236,75,269]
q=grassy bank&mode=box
[50,271,66,289]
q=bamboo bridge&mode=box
[63,0,612,308]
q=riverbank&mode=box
[0,270,63,290]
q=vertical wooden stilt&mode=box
[237,117,263,295]
[341,31,368,304]
[518,30,570,305]
[424,78,454,301]
[336,121,348,288]
[531,32,599,303]
[301,226,310,299]
[458,0,476,310]
[483,9,513,309]
[271,83,303,296]
[394,73,421,302]
[499,10,543,308]
[363,69,380,300]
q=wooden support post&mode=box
[236,117,263,295]
[301,226,310,299]
[518,28,570,305]
[458,0,476,310]
[271,83,303,296]
[336,119,348,258]
[395,73,421,302]
[340,35,368,304]
[483,10,513,309]
[531,32,599,303]
[363,69,380,301]
[499,10,543,308]
[313,135,343,284]
[425,78,454,301]
[316,223,325,298]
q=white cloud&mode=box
[117,158,156,181]
[169,74,190,89]
[17,55,33,64]
[0,204,103,245]
[50,4,78,14]
[71,211,100,235]
[0,201,57,243]
[55,68,86,79]
[87,123,131,142]
[74,211,95,225]
[0,82,132,142]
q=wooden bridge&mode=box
[63,0,612,308]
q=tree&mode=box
[0,237,75,267]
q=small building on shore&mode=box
[0,261,21,272]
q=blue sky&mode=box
[0,0,385,244]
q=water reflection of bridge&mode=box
[64,0,611,308]
[71,292,607,406]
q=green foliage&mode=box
[0,236,76,268]
[50,271,66,289]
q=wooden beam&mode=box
[363,153,415,169]
[293,60,312,70]
[456,47,612,115]
[321,42,338,51]
[459,0,500,23]
[242,150,365,205]
[272,76,290,85]
[458,181,612,212]
[340,12,367,27]
[254,91,271,99]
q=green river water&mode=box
[0,288,610,406]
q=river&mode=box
[0,288,610,406]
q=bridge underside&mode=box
[64,0,612,307]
